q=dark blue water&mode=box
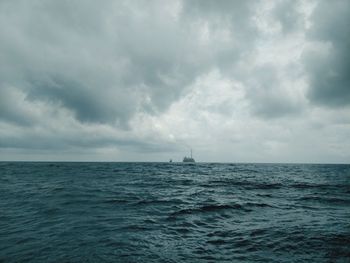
[0,162,349,262]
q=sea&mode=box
[0,162,349,263]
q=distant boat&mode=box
[169,159,173,163]
[183,149,195,163]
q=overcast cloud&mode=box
[0,0,349,163]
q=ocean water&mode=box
[0,162,349,263]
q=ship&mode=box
[183,149,195,163]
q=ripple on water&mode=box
[0,162,349,262]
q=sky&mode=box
[0,0,349,163]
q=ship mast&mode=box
[191,149,192,159]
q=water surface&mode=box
[0,162,349,262]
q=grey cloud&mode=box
[2,0,348,162]
[271,0,303,34]
[182,0,305,119]
[182,0,258,68]
[0,132,177,153]
[26,76,136,125]
[245,64,304,118]
[183,0,256,33]
[0,119,179,153]
[0,86,35,126]
[303,0,350,107]
[180,1,307,119]
[0,0,258,128]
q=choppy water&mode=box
[0,162,349,262]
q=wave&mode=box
[299,196,350,204]
[103,199,130,204]
[244,202,275,208]
[170,204,251,217]
[201,180,283,190]
[134,199,178,205]
[2,162,350,263]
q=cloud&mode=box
[270,0,304,33]
[0,0,258,125]
[0,0,349,162]
[243,63,307,118]
[303,0,350,107]
[0,1,257,139]
[0,86,37,126]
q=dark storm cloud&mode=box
[1,0,349,161]
[0,0,257,128]
[303,0,350,107]
[26,76,136,125]
[0,0,303,155]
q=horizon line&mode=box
[0,160,349,165]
